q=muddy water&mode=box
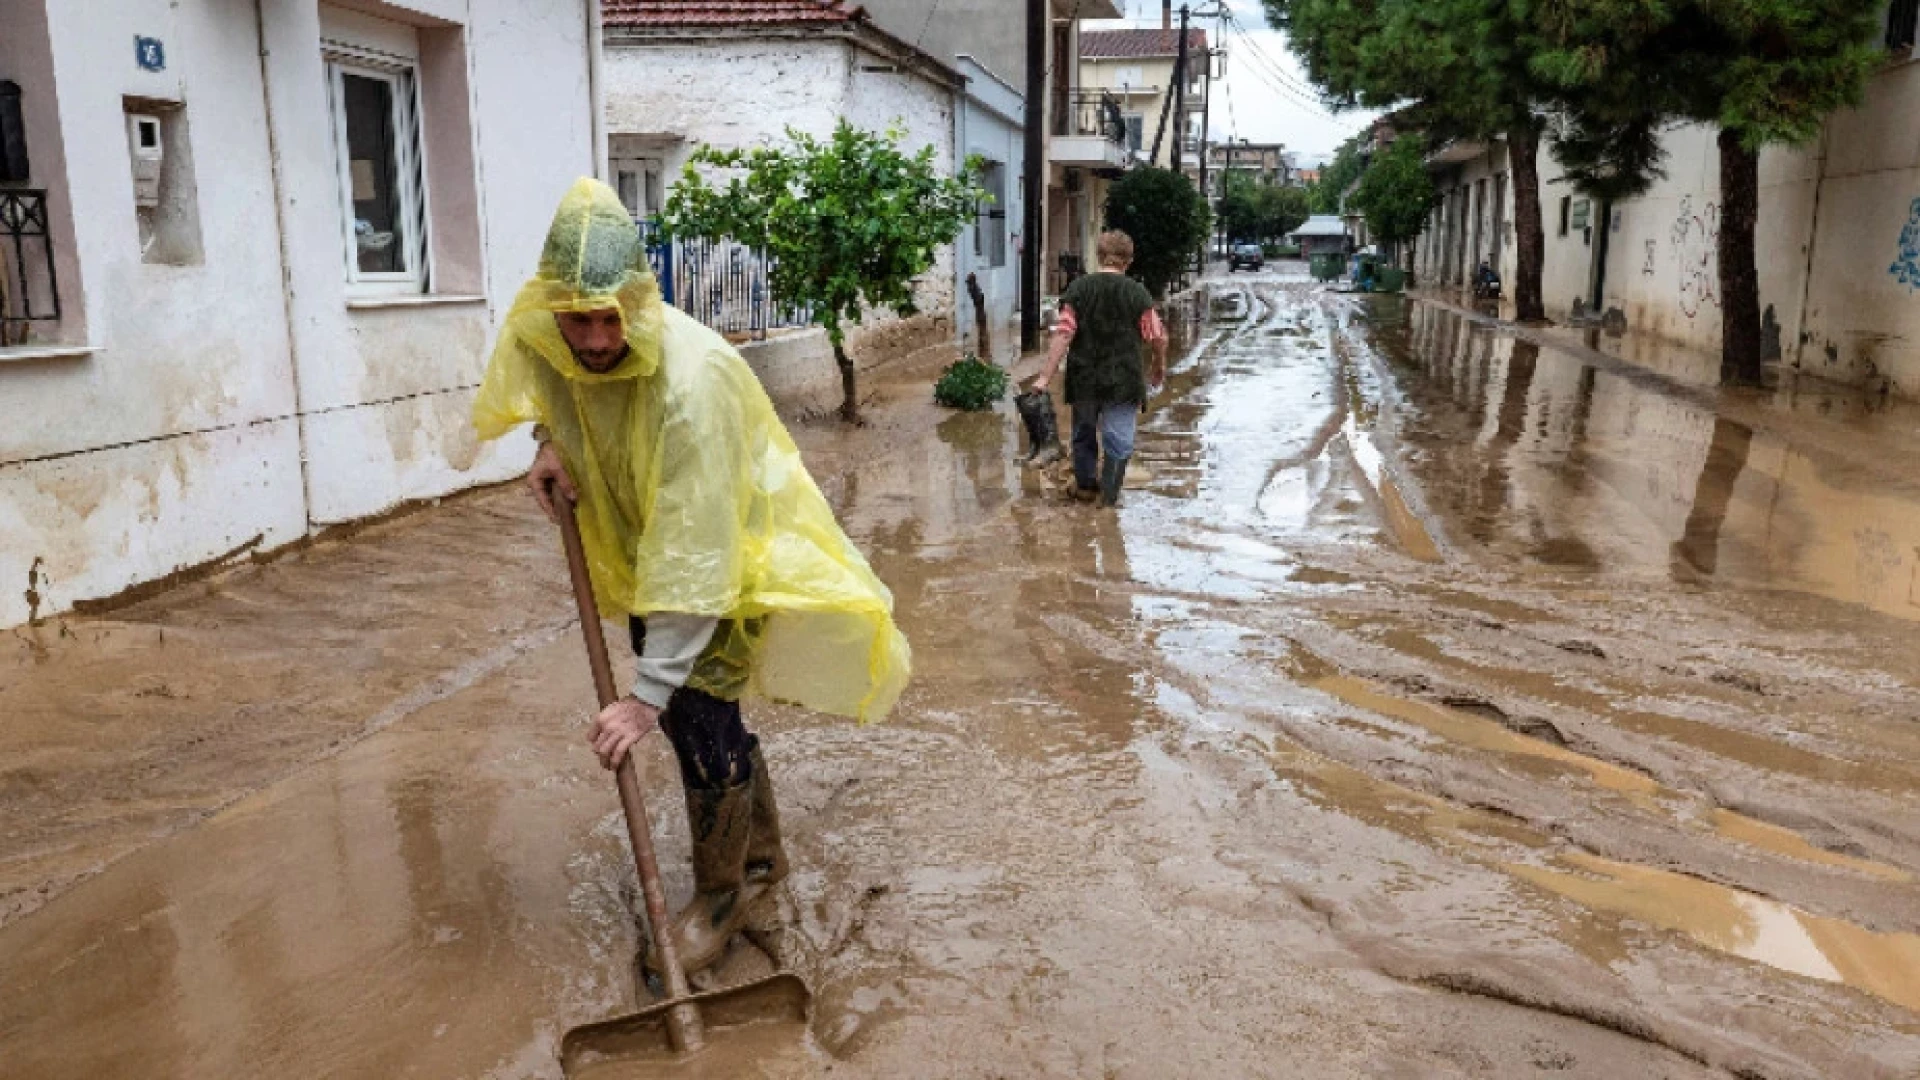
[4,274,1920,1077]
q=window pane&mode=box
[342,72,406,275]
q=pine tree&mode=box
[1536,0,1883,383]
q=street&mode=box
[5,266,1920,1078]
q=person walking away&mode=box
[471,178,911,978]
[1031,230,1169,507]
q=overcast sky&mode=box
[1088,0,1381,164]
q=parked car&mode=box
[1227,242,1265,272]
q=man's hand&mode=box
[1148,361,1167,391]
[528,440,576,523]
[589,696,659,770]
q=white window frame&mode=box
[325,50,429,295]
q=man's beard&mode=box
[575,344,630,374]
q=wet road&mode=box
[5,269,1920,1077]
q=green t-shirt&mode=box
[1061,271,1155,406]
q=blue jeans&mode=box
[1071,401,1137,490]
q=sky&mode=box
[1087,0,1381,164]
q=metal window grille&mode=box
[1890,0,1918,51]
[638,220,810,341]
[0,189,60,345]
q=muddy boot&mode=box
[1098,455,1130,508]
[744,740,789,887]
[737,740,791,964]
[654,779,755,977]
[1014,389,1063,467]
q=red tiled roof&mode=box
[602,0,862,28]
[1079,28,1209,59]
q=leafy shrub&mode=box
[933,353,1008,411]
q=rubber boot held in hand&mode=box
[1014,389,1063,467]
[1099,455,1129,508]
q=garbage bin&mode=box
[1309,253,1342,282]
[1375,266,1406,293]
[1351,253,1381,292]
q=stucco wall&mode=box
[954,57,1024,358]
[1538,60,1920,399]
[0,0,593,628]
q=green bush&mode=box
[933,353,1008,411]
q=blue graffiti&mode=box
[1891,197,1920,290]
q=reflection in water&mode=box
[1373,302,1920,622]
[1672,416,1754,576]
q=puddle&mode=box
[1269,736,1920,1017]
[1508,852,1920,1014]
[1370,301,1920,624]
[1298,660,1661,803]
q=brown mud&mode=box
[4,271,1920,1077]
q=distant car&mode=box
[1227,243,1265,272]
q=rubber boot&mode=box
[1098,455,1130,508]
[656,778,755,977]
[739,741,791,965]
[743,741,789,887]
[1015,389,1063,467]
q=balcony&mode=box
[1049,89,1131,171]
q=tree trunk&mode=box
[833,334,860,424]
[1717,128,1763,385]
[1508,123,1547,325]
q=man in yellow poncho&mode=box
[474,179,910,976]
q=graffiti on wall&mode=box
[1672,196,1720,318]
[1890,197,1920,290]
[1643,239,1657,276]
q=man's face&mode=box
[557,309,628,373]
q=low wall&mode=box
[744,312,956,417]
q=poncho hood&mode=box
[504,177,666,384]
[472,179,910,723]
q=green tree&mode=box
[1255,183,1312,241]
[664,122,980,422]
[1105,167,1211,299]
[1535,0,1883,383]
[1351,135,1436,252]
[1270,0,1608,323]
[1309,137,1365,215]
[1218,171,1263,241]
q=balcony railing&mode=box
[1051,89,1128,146]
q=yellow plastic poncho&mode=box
[473,179,910,722]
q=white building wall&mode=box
[602,33,961,362]
[0,0,594,628]
[1528,59,1920,400]
[602,39,849,178]
[953,56,1024,358]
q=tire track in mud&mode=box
[1013,279,1920,1074]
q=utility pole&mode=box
[1196,44,1216,236]
[1020,0,1045,352]
[1149,4,1190,169]
[1169,5,1189,172]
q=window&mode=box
[1116,65,1143,88]
[1889,0,1919,51]
[974,161,1008,268]
[1124,114,1144,152]
[613,157,665,219]
[326,55,426,291]
[1558,195,1571,237]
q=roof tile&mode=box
[1078,28,1209,59]
[602,0,861,28]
